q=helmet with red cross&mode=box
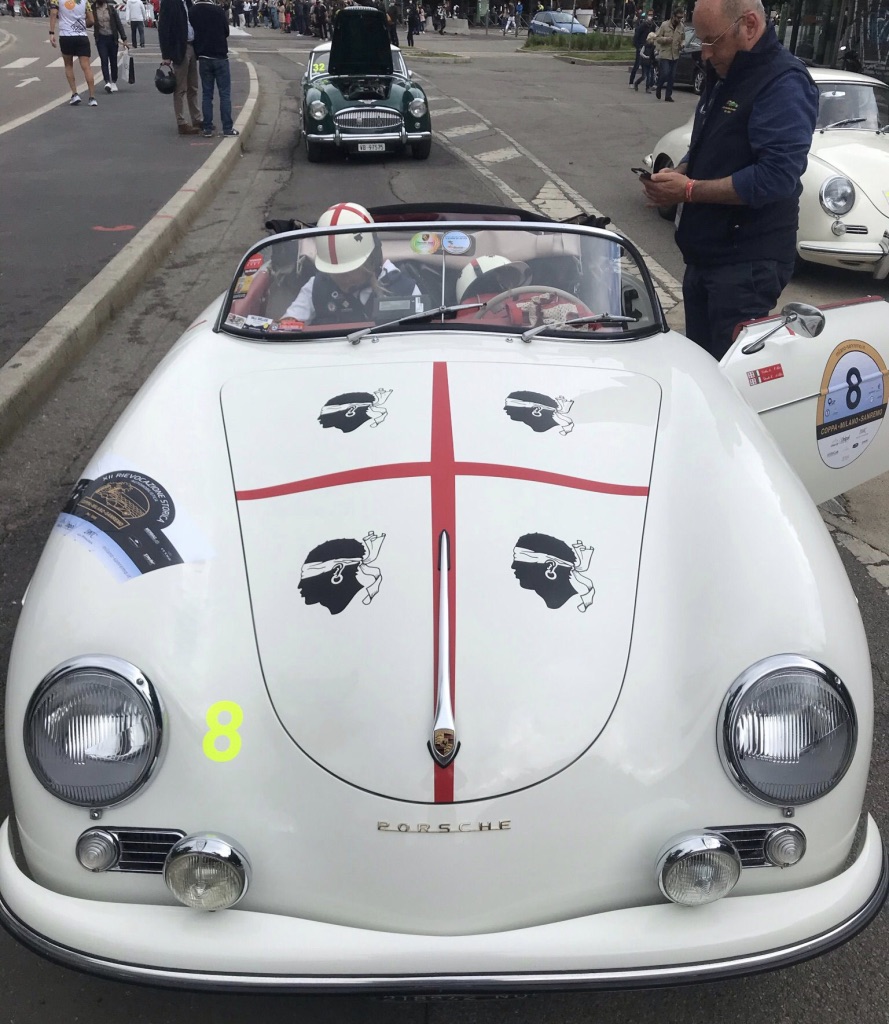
[315,202,376,275]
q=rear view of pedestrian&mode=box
[49,0,98,106]
[92,0,127,92]
[191,0,239,138]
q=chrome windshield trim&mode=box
[1,844,885,992]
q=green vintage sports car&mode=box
[300,6,433,162]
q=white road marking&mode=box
[435,133,536,214]
[15,77,40,88]
[476,146,520,164]
[440,122,487,138]
[532,180,581,220]
[430,105,467,116]
[47,57,66,68]
[3,57,40,69]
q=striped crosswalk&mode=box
[3,52,158,70]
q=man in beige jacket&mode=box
[654,6,684,100]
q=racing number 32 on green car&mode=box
[300,6,432,163]
[0,205,887,992]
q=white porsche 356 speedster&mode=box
[643,67,889,277]
[1,203,887,992]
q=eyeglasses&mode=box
[699,13,744,47]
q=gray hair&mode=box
[724,0,765,23]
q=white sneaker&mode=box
[110,82,118,92]
[69,93,81,105]
[88,96,98,106]
[104,82,112,92]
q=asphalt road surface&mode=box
[0,27,887,1024]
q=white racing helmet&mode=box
[315,202,376,275]
[456,255,532,303]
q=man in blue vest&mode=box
[641,0,818,360]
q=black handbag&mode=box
[127,51,135,84]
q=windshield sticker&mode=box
[319,389,392,431]
[410,232,441,255]
[54,464,213,582]
[512,533,594,611]
[299,532,386,614]
[245,314,274,329]
[225,313,246,328]
[504,390,574,434]
[442,230,473,255]
[274,317,306,331]
[816,340,887,469]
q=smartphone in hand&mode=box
[631,167,652,180]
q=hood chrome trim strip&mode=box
[430,530,458,767]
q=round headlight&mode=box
[720,656,856,806]
[24,656,163,808]
[164,834,250,911]
[658,833,741,906]
[309,99,327,121]
[820,176,856,215]
[408,98,427,118]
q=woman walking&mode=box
[92,0,127,93]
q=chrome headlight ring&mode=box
[819,175,856,216]
[309,99,327,121]
[408,97,427,118]
[719,655,857,807]
[24,655,164,809]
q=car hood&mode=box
[328,6,393,75]
[222,358,660,802]
[810,134,889,205]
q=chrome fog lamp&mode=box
[164,834,250,911]
[408,98,427,117]
[76,829,120,872]
[764,825,807,867]
[831,220,847,236]
[24,656,163,808]
[720,656,856,806]
[309,100,327,121]
[658,833,741,906]
[820,176,855,215]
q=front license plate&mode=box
[358,143,386,152]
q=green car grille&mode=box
[334,109,403,131]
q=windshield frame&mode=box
[215,219,668,344]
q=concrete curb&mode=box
[0,58,260,446]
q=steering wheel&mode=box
[471,285,595,321]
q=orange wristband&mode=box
[685,178,696,202]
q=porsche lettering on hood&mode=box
[223,360,660,802]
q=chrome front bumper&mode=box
[311,129,432,148]
[798,230,889,279]
[0,815,886,993]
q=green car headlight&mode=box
[408,98,427,118]
[309,100,327,121]
[24,656,163,808]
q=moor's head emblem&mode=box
[504,391,574,435]
[318,389,392,433]
[298,532,386,615]
[512,532,594,611]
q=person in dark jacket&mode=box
[641,0,818,359]
[629,8,654,86]
[92,0,127,93]
[158,0,202,134]
[191,0,238,137]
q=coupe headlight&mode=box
[820,176,856,215]
[309,99,327,121]
[719,655,856,806]
[24,656,163,808]
[408,98,427,118]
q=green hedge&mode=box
[524,31,634,49]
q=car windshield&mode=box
[816,82,889,129]
[219,222,661,342]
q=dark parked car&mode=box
[528,10,587,35]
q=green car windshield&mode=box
[309,49,409,79]
[219,222,662,342]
